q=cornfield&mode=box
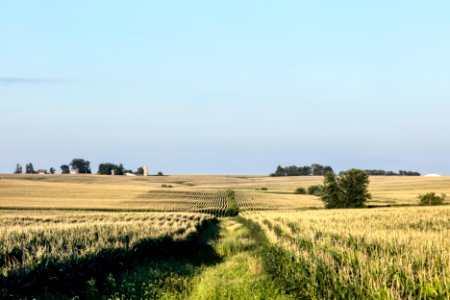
[134,190,229,216]
[0,210,211,276]
[243,206,450,299]
[1,174,450,299]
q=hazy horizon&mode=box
[1,1,449,175]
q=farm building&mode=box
[143,165,149,176]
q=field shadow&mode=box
[0,219,222,299]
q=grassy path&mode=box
[99,218,291,300]
[186,218,289,299]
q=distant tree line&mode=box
[14,163,56,174]
[270,164,334,176]
[14,159,160,176]
[270,164,421,177]
[364,169,421,176]
[398,170,421,176]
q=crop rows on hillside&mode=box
[134,190,229,216]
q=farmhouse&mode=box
[37,169,48,175]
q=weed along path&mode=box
[187,218,290,299]
[93,217,291,299]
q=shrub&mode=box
[418,193,446,206]
[307,185,322,196]
[294,187,307,194]
[161,184,173,188]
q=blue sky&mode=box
[1,1,449,174]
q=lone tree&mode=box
[321,169,371,208]
[25,163,35,174]
[49,167,56,174]
[61,165,70,174]
[135,167,144,175]
[14,164,23,174]
[69,159,91,174]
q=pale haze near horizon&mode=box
[1,1,449,175]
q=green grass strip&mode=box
[224,190,239,217]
